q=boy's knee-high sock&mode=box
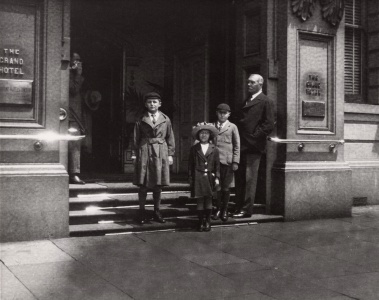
[220,191,230,222]
[152,187,165,223]
[153,188,162,211]
[221,191,230,209]
[215,191,221,209]
[138,187,148,211]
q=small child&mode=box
[188,122,220,232]
[212,104,240,222]
[131,92,175,224]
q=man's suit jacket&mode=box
[212,121,240,166]
[235,92,274,154]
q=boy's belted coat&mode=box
[188,143,220,197]
[132,112,175,188]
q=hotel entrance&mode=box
[70,0,233,177]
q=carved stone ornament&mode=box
[291,0,316,22]
[291,0,344,26]
[320,0,345,26]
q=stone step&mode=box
[69,191,193,211]
[69,214,284,237]
[69,182,190,197]
[68,180,279,237]
[69,202,267,225]
[69,204,198,225]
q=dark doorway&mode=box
[71,0,233,176]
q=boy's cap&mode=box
[144,92,161,101]
[216,103,231,112]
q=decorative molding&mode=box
[320,0,344,26]
[291,0,344,26]
[291,0,316,22]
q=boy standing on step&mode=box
[211,103,240,222]
[131,92,175,224]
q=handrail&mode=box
[0,133,85,141]
[268,137,344,152]
[268,137,344,144]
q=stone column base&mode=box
[271,161,352,221]
[0,164,69,242]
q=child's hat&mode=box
[192,122,218,139]
[216,103,231,112]
[144,92,161,102]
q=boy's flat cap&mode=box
[144,92,161,101]
[216,103,231,111]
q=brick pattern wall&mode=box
[368,0,379,104]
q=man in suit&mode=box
[233,74,274,218]
[68,52,85,184]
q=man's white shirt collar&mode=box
[250,90,262,101]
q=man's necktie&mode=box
[152,114,156,125]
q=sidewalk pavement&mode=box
[1,206,379,300]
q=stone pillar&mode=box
[0,0,70,242]
[271,1,352,220]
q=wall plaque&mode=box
[0,1,42,127]
[302,100,325,117]
[0,79,33,105]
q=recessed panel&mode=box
[298,32,335,134]
[0,0,43,126]
[244,9,260,56]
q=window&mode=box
[344,0,366,103]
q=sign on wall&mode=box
[0,47,33,105]
[0,1,43,127]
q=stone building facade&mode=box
[0,0,378,242]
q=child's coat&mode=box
[188,143,220,197]
[132,112,175,188]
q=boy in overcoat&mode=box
[188,122,220,231]
[211,104,240,222]
[132,92,175,224]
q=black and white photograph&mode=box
[1,0,379,299]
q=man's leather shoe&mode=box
[69,175,85,184]
[211,209,221,220]
[233,211,252,218]
[220,209,229,222]
[153,211,166,223]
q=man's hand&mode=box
[214,178,220,185]
[168,156,173,165]
[232,162,239,171]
